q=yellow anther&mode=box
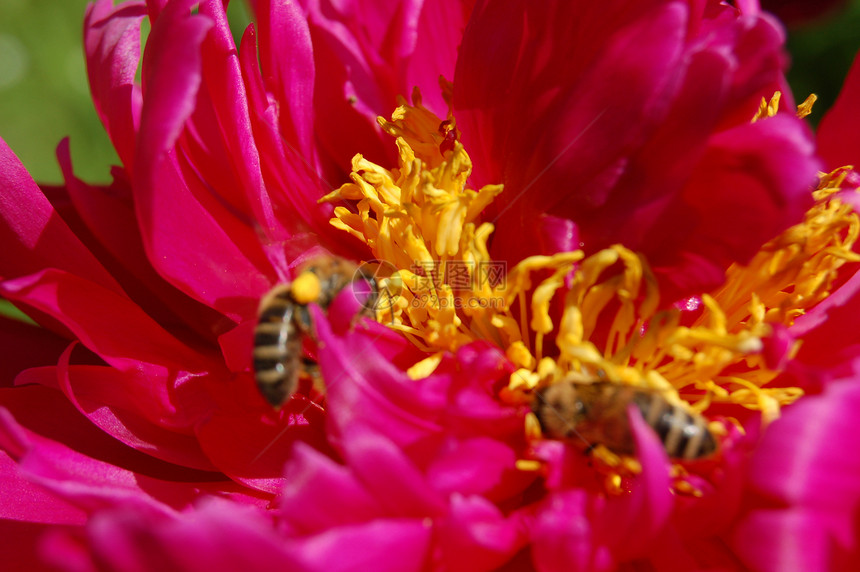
[407,352,445,380]
[323,93,852,493]
[797,93,817,118]
[506,341,536,370]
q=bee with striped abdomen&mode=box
[532,380,717,460]
[253,257,377,408]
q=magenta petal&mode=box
[134,0,271,321]
[407,0,474,116]
[1,407,264,522]
[280,442,381,534]
[531,407,673,570]
[0,520,78,572]
[728,372,860,568]
[84,0,145,171]
[434,494,527,572]
[0,269,208,380]
[0,408,173,518]
[600,406,673,560]
[254,0,316,160]
[731,509,835,572]
[531,490,615,572]
[195,1,293,251]
[0,139,118,290]
[0,317,69,387]
[313,305,447,448]
[425,437,517,497]
[52,364,215,471]
[287,518,432,572]
[83,499,296,571]
[751,379,860,520]
[338,429,447,517]
[195,398,328,494]
[0,450,86,525]
[818,48,860,169]
[56,140,226,341]
[2,383,217,482]
[790,264,860,386]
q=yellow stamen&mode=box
[323,91,859,488]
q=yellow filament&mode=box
[323,91,858,479]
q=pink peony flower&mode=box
[2,0,859,571]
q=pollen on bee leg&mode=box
[515,459,544,473]
[291,272,322,304]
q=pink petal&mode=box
[0,407,174,519]
[0,407,265,521]
[531,490,616,572]
[82,499,297,571]
[0,450,86,525]
[434,494,527,572]
[0,269,210,383]
[731,509,836,572]
[454,0,817,300]
[280,442,382,534]
[84,0,145,171]
[531,406,673,569]
[730,372,860,568]
[254,0,317,160]
[194,395,328,494]
[0,519,77,572]
[0,139,119,291]
[337,429,447,517]
[0,317,69,387]
[2,383,216,485]
[286,518,433,572]
[239,29,360,265]
[195,1,298,252]
[408,0,475,116]
[791,267,860,379]
[425,437,517,498]
[134,0,272,321]
[56,140,226,343]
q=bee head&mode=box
[533,381,588,440]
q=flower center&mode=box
[322,91,859,489]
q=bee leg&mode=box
[583,442,598,456]
[294,305,314,336]
[299,357,327,397]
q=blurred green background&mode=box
[0,0,859,185]
[0,0,250,184]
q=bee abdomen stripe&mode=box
[253,345,288,360]
[255,367,287,385]
[253,329,284,347]
[642,392,668,427]
[259,303,292,322]
[681,416,708,460]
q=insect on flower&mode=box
[533,379,718,460]
[253,257,381,408]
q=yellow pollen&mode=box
[291,271,322,305]
[324,91,859,484]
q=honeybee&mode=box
[532,380,717,460]
[253,257,378,408]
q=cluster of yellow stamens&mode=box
[321,90,859,484]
